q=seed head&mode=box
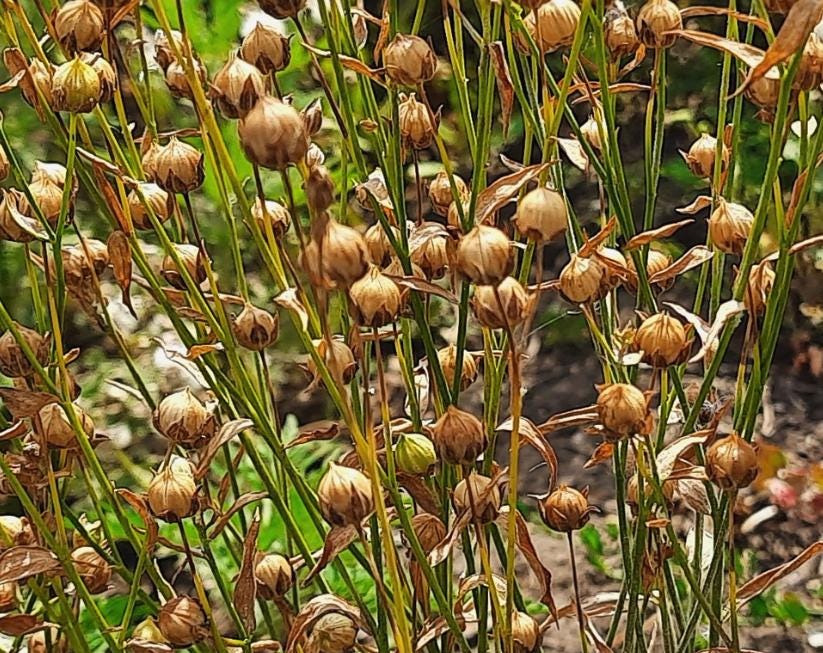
[147,138,204,194]
[305,610,358,653]
[559,253,604,303]
[383,34,437,86]
[521,0,581,54]
[259,0,306,19]
[54,0,104,53]
[158,596,207,647]
[81,53,116,102]
[301,219,369,288]
[164,58,208,100]
[596,247,628,291]
[398,93,435,151]
[147,455,198,521]
[308,338,358,386]
[28,177,64,226]
[708,198,753,256]
[304,164,336,213]
[540,485,592,532]
[512,611,542,653]
[636,0,682,49]
[395,432,438,475]
[348,265,402,327]
[240,22,291,73]
[161,244,206,290]
[211,53,267,119]
[153,29,188,72]
[684,134,728,179]
[426,405,487,466]
[428,171,468,217]
[453,472,501,523]
[741,262,775,315]
[411,230,450,279]
[52,57,102,113]
[317,462,374,527]
[456,225,513,286]
[0,323,50,378]
[127,183,171,231]
[604,1,640,60]
[302,100,324,137]
[252,198,291,238]
[514,186,567,243]
[364,223,398,267]
[239,96,309,170]
[471,277,530,330]
[255,552,294,599]
[744,75,780,120]
[706,432,758,490]
[635,313,689,366]
[71,546,111,593]
[436,344,478,391]
[625,249,672,293]
[153,387,216,447]
[596,383,649,439]
[233,303,279,350]
[37,403,95,449]
[410,512,446,553]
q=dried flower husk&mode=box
[540,485,592,532]
[304,164,336,213]
[411,231,450,279]
[302,100,324,138]
[259,0,306,19]
[127,182,171,230]
[0,581,17,612]
[743,73,779,120]
[706,432,758,490]
[520,0,582,54]
[512,611,542,653]
[683,134,728,179]
[514,186,568,243]
[604,1,640,60]
[0,189,39,243]
[426,405,487,466]
[240,22,291,73]
[146,138,204,194]
[61,239,109,291]
[36,402,94,448]
[436,344,478,391]
[54,0,104,53]
[398,93,435,151]
[395,432,437,475]
[80,53,116,102]
[596,382,649,440]
[471,277,530,329]
[164,58,208,100]
[559,253,604,303]
[32,161,70,189]
[255,552,295,599]
[626,473,676,515]
[0,515,32,549]
[456,225,513,286]
[128,617,167,649]
[233,303,279,350]
[252,197,291,238]
[153,387,216,447]
[239,96,309,170]
[148,455,198,521]
[348,265,401,327]
[158,595,207,647]
[364,223,398,266]
[28,177,64,226]
[708,198,753,256]
[453,472,501,523]
[52,57,102,113]
[741,262,775,315]
[71,545,111,593]
[428,171,469,217]
[596,246,628,291]
[161,244,206,289]
[580,113,605,151]
[383,34,437,86]
[308,338,357,386]
[625,248,672,292]
[0,323,50,377]
[354,168,390,210]
[318,462,374,527]
[635,312,690,366]
[0,149,8,182]
[636,0,681,49]
[211,53,267,119]
[153,29,187,73]
[306,142,326,170]
[409,512,446,553]
[796,33,823,91]
[301,219,369,289]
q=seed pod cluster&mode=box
[158,595,207,647]
[54,0,104,53]
[252,198,292,238]
[36,402,95,449]
[512,611,542,653]
[259,0,307,19]
[161,244,207,289]
[604,1,640,60]
[211,53,267,119]
[144,138,205,194]
[52,57,102,113]
[308,338,358,386]
[233,303,279,350]
[559,254,604,303]
[398,93,436,151]
[626,473,676,515]
[127,183,171,231]
[410,512,447,553]
[428,171,469,217]
[0,323,50,378]
[625,249,672,293]
[71,546,111,593]
[301,219,369,289]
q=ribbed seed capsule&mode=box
[410,512,446,553]
[706,432,758,490]
[52,57,102,113]
[604,1,640,60]
[540,485,592,531]
[364,223,398,267]
[255,553,294,599]
[521,0,581,54]
[28,177,64,226]
[317,462,374,527]
[411,231,450,279]
[456,225,513,285]
[161,244,206,289]
[436,344,478,391]
[741,262,775,315]
[153,29,187,73]
[708,199,753,255]
[36,403,95,449]
[301,219,369,289]
[54,0,104,53]
[303,607,359,653]
[428,171,468,217]
[71,546,111,593]
[580,114,605,151]
[398,93,435,151]
[259,0,306,19]
[626,473,676,515]
[395,432,438,475]
[240,22,291,73]
[383,34,437,86]
[596,383,649,439]
[453,472,501,523]
[32,161,69,189]
[304,165,335,213]
[129,617,165,645]
[471,277,530,329]
[153,387,216,447]
[233,303,279,350]
[426,405,487,466]
[683,134,729,179]
[146,138,204,194]
[81,53,116,102]
[636,0,682,48]
[744,74,780,121]
[158,596,207,647]
[211,53,267,119]
[147,455,198,521]
[239,96,310,170]
[0,323,49,378]
[625,249,672,292]
[20,59,54,110]
[514,186,567,242]
[348,265,401,327]
[127,183,171,231]
[635,313,689,366]
[308,338,357,385]
[252,198,291,238]
[512,611,542,653]
[559,254,603,303]
[164,58,208,100]
[797,33,823,91]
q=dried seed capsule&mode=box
[395,432,438,475]
[471,277,530,329]
[308,338,358,385]
[54,0,104,53]
[428,171,468,217]
[636,0,681,48]
[255,552,294,599]
[129,617,165,645]
[32,161,69,189]
[28,177,64,226]
[301,100,324,137]
[0,149,8,182]
[364,223,397,266]
[147,138,204,194]
[398,93,435,151]
[580,114,605,151]
[153,29,187,72]
[383,34,437,86]
[708,198,753,256]
[317,462,374,527]
[706,432,758,490]
[233,303,279,351]
[436,344,478,391]
[596,246,628,291]
[305,609,358,653]
[605,1,640,60]
[52,57,102,113]
[127,182,171,231]
[36,403,95,449]
[164,58,208,100]
[301,219,369,288]
[71,546,111,593]
[0,190,39,243]
[540,485,592,532]
[0,581,17,612]
[239,96,309,170]
[306,142,325,170]
[635,312,688,366]
[252,198,291,238]
[0,323,49,378]
[456,225,513,286]
[741,262,775,315]
[80,53,116,102]
[453,472,501,523]
[512,611,542,653]
[348,265,401,327]
[624,248,672,293]
[514,186,567,243]
[426,405,487,466]
[521,0,581,54]
[153,387,216,448]
[410,512,446,553]
[797,33,823,91]
[211,53,267,119]
[596,383,649,439]
[744,74,779,120]
[158,595,207,647]
[411,230,450,279]
[27,628,65,653]
[240,22,291,73]
[304,164,335,213]
[65,238,109,280]
[161,244,206,289]
[147,455,198,521]
[20,59,54,110]
[259,0,306,19]
[626,473,676,515]
[683,134,728,179]
[350,10,368,49]
[559,254,604,303]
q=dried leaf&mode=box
[195,419,254,479]
[388,275,458,303]
[678,7,769,32]
[0,389,59,420]
[475,162,552,224]
[737,541,823,603]
[677,478,711,514]
[688,300,746,363]
[537,405,600,435]
[185,343,224,360]
[656,430,713,479]
[287,420,341,449]
[505,508,556,616]
[117,488,158,548]
[0,614,47,636]
[0,546,61,583]
[578,216,619,257]
[3,48,45,120]
[556,137,588,171]
[303,525,357,586]
[624,220,693,250]
[585,442,615,469]
[0,420,27,442]
[274,288,309,331]
[0,70,25,93]
[397,472,440,515]
[668,30,769,73]
[498,418,558,490]
[107,230,135,316]
[234,511,260,633]
[489,42,514,138]
[209,492,267,539]
[302,43,385,83]
[677,195,713,215]
[649,246,714,285]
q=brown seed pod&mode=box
[453,472,501,523]
[233,303,279,350]
[317,462,374,527]
[763,0,799,12]
[27,628,66,653]
[604,1,640,60]
[158,595,207,647]
[304,609,359,653]
[426,405,487,466]
[211,53,267,119]
[741,262,775,315]
[706,432,758,490]
[743,73,779,120]
[36,403,95,449]
[0,189,39,243]
[364,223,398,267]
[240,22,291,73]
[410,512,446,553]
[0,148,8,183]
[395,433,438,475]
[520,0,581,54]
[146,138,204,194]
[302,100,324,138]
[398,93,435,151]
[411,230,450,280]
[153,29,187,73]
[636,0,682,48]
[304,164,336,213]
[32,161,69,189]
[252,198,291,238]
[596,383,649,439]
[239,96,310,170]
[153,387,216,448]
[708,199,753,256]
[559,254,604,303]
[540,485,592,532]
[255,552,295,599]
[80,53,116,103]
[71,546,111,593]
[683,134,729,179]
[0,323,50,378]
[456,225,513,286]
[127,182,171,231]
[164,58,208,101]
[308,338,358,386]
[797,33,823,91]
[514,186,568,243]
[436,344,478,391]
[54,0,104,53]
[626,473,676,515]
[147,455,198,522]
[348,265,401,327]
[161,244,206,289]
[259,0,306,19]
[512,611,543,653]
[20,59,54,110]
[428,171,468,217]
[383,34,437,86]
[28,177,64,226]
[0,581,17,612]
[301,219,369,289]
[625,248,673,293]
[635,312,689,366]
[596,246,628,291]
[52,57,102,113]
[306,142,325,170]
[471,277,530,330]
